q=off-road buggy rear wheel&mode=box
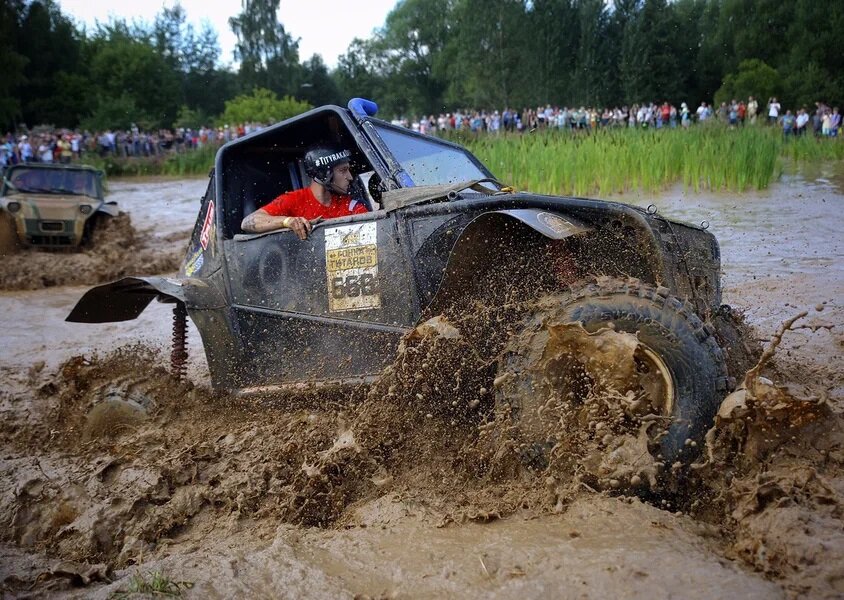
[496,277,730,467]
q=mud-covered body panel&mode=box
[399,193,720,316]
[67,102,722,392]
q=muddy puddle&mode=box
[0,169,842,598]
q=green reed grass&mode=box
[454,126,842,197]
[85,126,841,192]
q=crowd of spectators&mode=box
[2,97,840,170]
[395,97,841,139]
[771,100,841,138]
[0,122,270,170]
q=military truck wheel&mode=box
[81,213,111,248]
[496,277,729,467]
[0,211,20,256]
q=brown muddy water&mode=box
[0,170,842,599]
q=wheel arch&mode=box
[422,209,666,315]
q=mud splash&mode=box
[0,305,840,598]
[690,313,844,599]
[0,213,184,290]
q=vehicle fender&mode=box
[489,209,590,240]
[422,209,590,312]
[66,276,223,323]
[96,201,120,218]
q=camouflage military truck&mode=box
[0,163,116,251]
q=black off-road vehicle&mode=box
[68,99,745,463]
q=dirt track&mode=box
[0,172,842,599]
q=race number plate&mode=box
[325,222,381,312]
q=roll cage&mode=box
[215,101,498,239]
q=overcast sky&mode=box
[56,0,398,68]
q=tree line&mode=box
[2,0,841,131]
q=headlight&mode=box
[79,205,92,215]
[7,202,21,213]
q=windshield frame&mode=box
[361,117,497,189]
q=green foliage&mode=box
[230,0,302,97]
[219,88,311,125]
[381,0,451,113]
[85,144,218,178]
[0,0,28,128]
[3,0,843,131]
[112,570,192,598]
[13,0,86,128]
[86,27,181,129]
[173,105,209,130]
[333,38,389,111]
[619,0,685,103]
[715,59,780,106]
[454,126,842,198]
[297,55,342,107]
[525,0,580,104]
[0,0,235,130]
[332,0,844,117]
[79,93,141,132]
[443,0,528,109]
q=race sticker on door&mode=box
[325,222,381,312]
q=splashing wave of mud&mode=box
[0,213,184,290]
[0,310,841,598]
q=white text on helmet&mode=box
[314,150,351,167]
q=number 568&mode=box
[331,273,377,298]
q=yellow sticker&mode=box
[325,222,380,312]
[326,245,377,271]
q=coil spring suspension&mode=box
[170,301,188,380]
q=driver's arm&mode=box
[241,208,312,240]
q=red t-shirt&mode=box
[261,187,367,220]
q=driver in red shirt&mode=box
[240,145,367,239]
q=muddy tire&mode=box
[81,213,110,248]
[497,277,729,466]
[0,211,20,256]
[82,389,151,440]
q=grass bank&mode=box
[85,144,218,178]
[453,126,844,197]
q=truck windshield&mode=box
[4,167,99,198]
[373,124,494,187]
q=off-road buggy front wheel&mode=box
[496,277,730,468]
